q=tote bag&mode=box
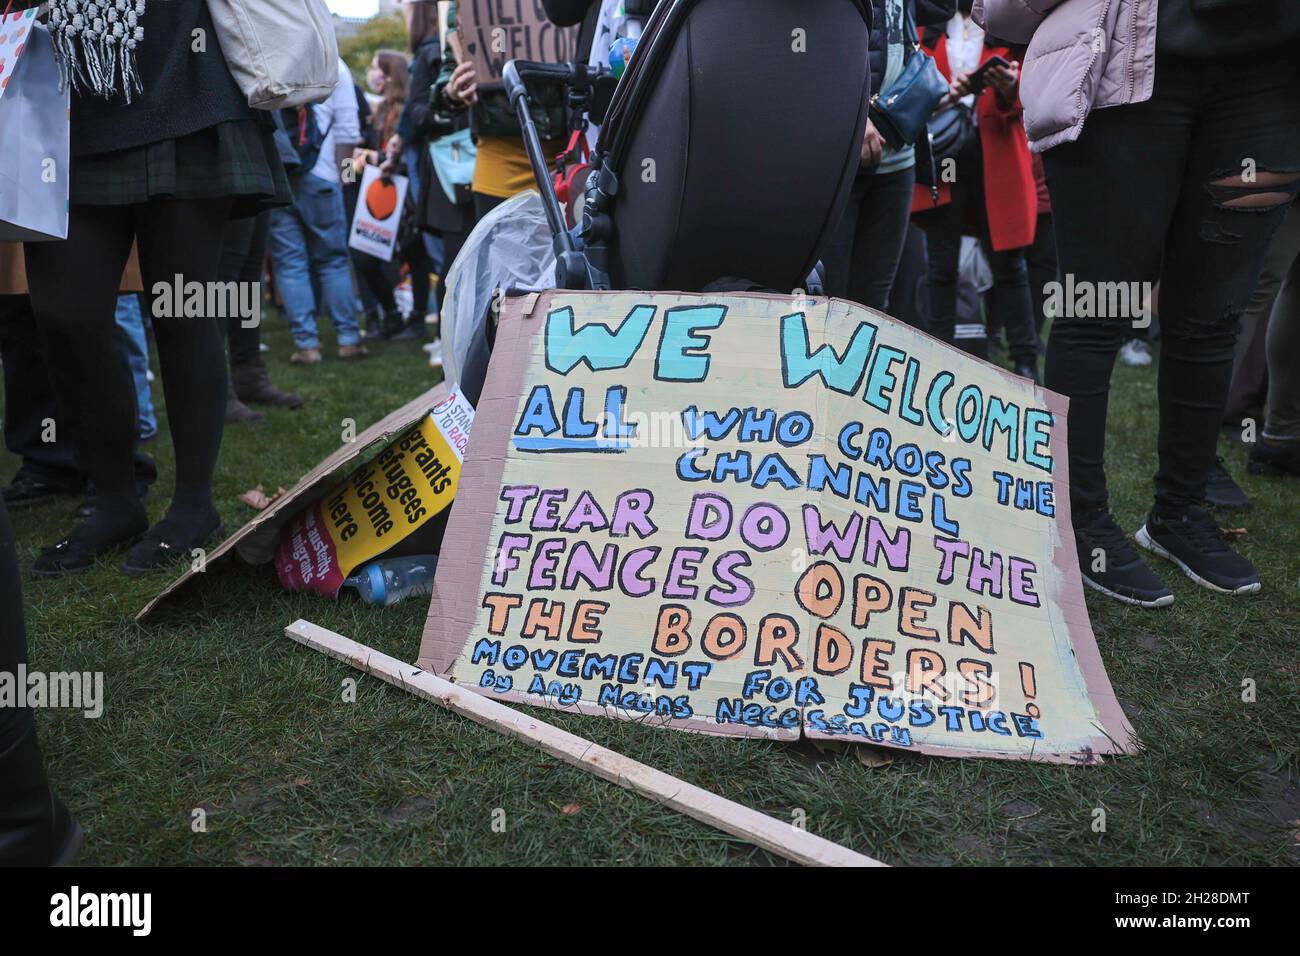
[206,0,339,109]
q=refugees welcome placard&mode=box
[419,292,1135,762]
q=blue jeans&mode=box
[269,174,361,349]
[113,293,158,441]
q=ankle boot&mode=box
[381,308,406,340]
[224,379,266,425]
[0,721,84,865]
[231,360,304,409]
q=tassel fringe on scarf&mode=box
[46,0,147,102]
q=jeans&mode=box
[113,293,157,441]
[269,174,361,350]
[1043,52,1300,515]
[921,138,1039,365]
[824,166,917,311]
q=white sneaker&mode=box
[426,338,444,369]
[1119,339,1153,367]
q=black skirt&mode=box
[71,118,292,218]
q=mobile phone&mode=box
[964,55,1011,96]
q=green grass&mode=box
[6,316,1298,866]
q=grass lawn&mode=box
[6,314,1298,867]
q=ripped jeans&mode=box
[1043,51,1300,517]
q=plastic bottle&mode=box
[344,555,440,607]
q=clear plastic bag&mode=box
[441,190,557,386]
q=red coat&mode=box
[910,34,1037,253]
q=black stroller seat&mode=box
[504,0,872,294]
[589,0,872,293]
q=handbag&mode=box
[205,0,339,109]
[867,4,949,152]
[552,130,591,230]
[915,100,975,194]
[0,12,70,242]
[430,128,477,207]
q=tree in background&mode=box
[338,12,410,82]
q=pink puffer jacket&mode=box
[974,0,1157,152]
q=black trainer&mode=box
[1073,509,1174,608]
[1204,457,1250,511]
[1135,505,1261,595]
[1247,437,1300,477]
[3,473,81,510]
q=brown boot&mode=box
[232,360,304,409]
[225,380,266,425]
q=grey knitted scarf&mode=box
[46,0,147,102]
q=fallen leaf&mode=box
[854,746,894,769]
[559,802,582,816]
[239,485,288,511]
[1220,526,1248,541]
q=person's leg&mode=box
[297,176,363,351]
[1252,246,1300,474]
[24,206,149,574]
[822,181,864,300]
[1042,61,1198,606]
[126,198,233,569]
[222,213,304,410]
[1026,211,1057,338]
[885,223,930,331]
[1149,61,1300,514]
[112,293,158,441]
[473,192,505,221]
[0,295,83,504]
[267,198,323,353]
[918,180,968,346]
[0,496,82,865]
[391,241,433,341]
[846,166,916,312]
[983,242,1039,378]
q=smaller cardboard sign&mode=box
[136,384,449,622]
[275,390,475,597]
[458,0,580,89]
[348,165,408,262]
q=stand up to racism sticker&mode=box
[418,292,1135,763]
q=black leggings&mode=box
[220,212,269,367]
[24,199,233,537]
[1043,53,1300,516]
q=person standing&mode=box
[268,57,366,366]
[19,0,290,577]
[913,2,1040,381]
[979,0,1300,605]
[826,0,955,311]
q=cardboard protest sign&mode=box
[276,391,474,597]
[457,0,580,90]
[137,383,450,622]
[348,165,408,262]
[419,292,1136,763]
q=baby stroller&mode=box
[457,0,873,403]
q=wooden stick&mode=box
[286,620,885,868]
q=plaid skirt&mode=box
[71,119,292,218]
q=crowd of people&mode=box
[2,0,1298,863]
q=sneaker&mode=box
[1119,339,1153,367]
[289,348,323,365]
[3,473,82,510]
[337,344,370,361]
[1204,457,1249,511]
[1135,505,1261,595]
[1073,509,1174,608]
[1247,436,1300,477]
[425,338,444,369]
